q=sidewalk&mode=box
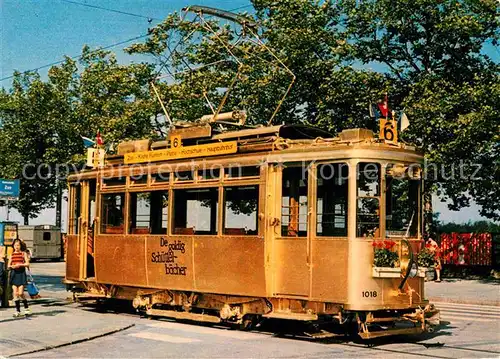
[426,278,500,306]
[0,298,136,358]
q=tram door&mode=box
[274,166,311,297]
[66,180,96,280]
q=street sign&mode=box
[0,179,20,199]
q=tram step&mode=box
[359,326,424,339]
[146,308,222,324]
[263,312,318,321]
[74,292,109,299]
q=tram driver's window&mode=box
[173,188,218,235]
[128,191,169,235]
[224,185,259,235]
[317,163,348,237]
[101,193,125,234]
[281,167,308,237]
[386,164,419,237]
[357,163,381,237]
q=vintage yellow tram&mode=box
[65,115,439,338]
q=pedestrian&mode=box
[8,238,32,317]
[425,236,442,282]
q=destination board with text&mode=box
[124,141,238,164]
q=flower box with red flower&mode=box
[372,240,401,278]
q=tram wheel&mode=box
[236,314,259,331]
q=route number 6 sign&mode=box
[379,119,398,143]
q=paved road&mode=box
[29,261,69,300]
[7,262,499,359]
[14,301,500,358]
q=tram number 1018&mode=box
[362,291,378,298]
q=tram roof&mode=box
[74,124,422,176]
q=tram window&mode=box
[103,177,126,188]
[281,167,308,237]
[101,193,125,234]
[69,184,81,234]
[226,166,260,178]
[224,186,259,235]
[129,191,168,234]
[386,170,419,237]
[357,198,380,237]
[152,172,170,184]
[130,174,148,186]
[357,163,380,196]
[317,163,348,237]
[198,168,221,181]
[357,163,381,237]
[175,171,194,181]
[173,188,218,235]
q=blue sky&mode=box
[0,0,497,226]
[0,0,252,81]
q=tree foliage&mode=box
[0,0,498,222]
[0,47,156,223]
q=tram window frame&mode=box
[102,177,127,189]
[225,166,261,179]
[356,162,381,238]
[151,172,171,185]
[100,193,126,234]
[129,191,168,235]
[281,166,309,237]
[174,170,194,182]
[173,188,219,235]
[129,174,148,186]
[223,185,259,236]
[198,168,221,181]
[316,163,349,237]
[385,164,420,237]
[68,184,81,235]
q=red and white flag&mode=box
[378,94,389,118]
[96,130,104,146]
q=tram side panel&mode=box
[66,234,80,281]
[193,236,266,297]
[95,235,148,287]
[311,238,348,302]
[93,234,267,297]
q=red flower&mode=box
[384,240,396,250]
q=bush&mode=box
[373,240,399,267]
[417,247,436,268]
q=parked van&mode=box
[18,225,62,261]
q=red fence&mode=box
[440,233,492,266]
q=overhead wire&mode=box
[60,0,162,21]
[0,3,255,83]
[0,34,150,82]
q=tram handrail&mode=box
[399,211,416,290]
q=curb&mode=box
[428,297,500,307]
[5,324,135,358]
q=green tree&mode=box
[127,0,499,222]
[340,0,500,221]
[0,47,157,223]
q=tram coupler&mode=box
[357,304,440,339]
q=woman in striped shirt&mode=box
[8,238,31,317]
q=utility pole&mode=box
[55,181,62,228]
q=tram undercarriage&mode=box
[67,281,440,339]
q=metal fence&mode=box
[440,233,492,266]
